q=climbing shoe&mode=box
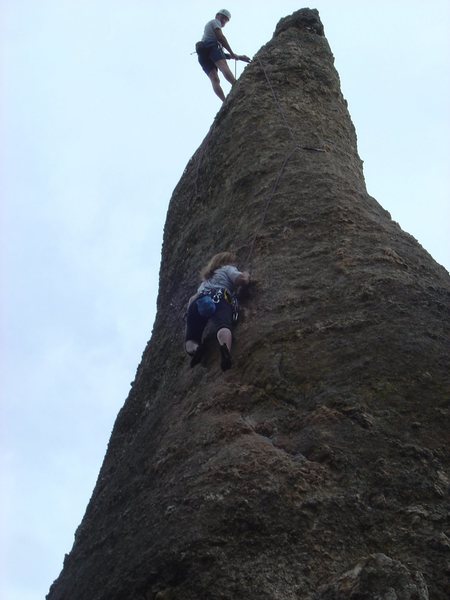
[220,344,232,371]
[190,344,204,368]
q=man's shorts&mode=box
[196,42,226,75]
[185,296,233,343]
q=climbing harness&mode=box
[193,43,241,79]
[201,287,228,303]
[199,288,239,322]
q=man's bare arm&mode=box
[214,28,235,57]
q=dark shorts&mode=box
[185,296,233,343]
[196,42,226,75]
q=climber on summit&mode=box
[196,9,251,102]
[185,252,250,371]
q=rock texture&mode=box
[47,9,450,600]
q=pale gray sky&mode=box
[2,2,449,599]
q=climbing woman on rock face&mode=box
[185,252,250,371]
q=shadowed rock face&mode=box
[47,9,450,600]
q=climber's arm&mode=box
[223,52,251,63]
[214,28,235,57]
[214,28,251,62]
[235,271,250,287]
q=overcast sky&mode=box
[2,2,449,599]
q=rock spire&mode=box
[48,9,450,600]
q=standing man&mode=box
[196,9,251,102]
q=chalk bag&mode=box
[196,295,216,317]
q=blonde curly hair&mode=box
[200,251,237,280]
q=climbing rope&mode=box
[256,55,329,153]
[244,56,329,267]
[256,56,296,143]
[189,53,328,271]
[245,144,298,266]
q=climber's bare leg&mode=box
[217,327,232,352]
[215,58,236,86]
[208,68,226,102]
[217,327,232,371]
[185,340,199,355]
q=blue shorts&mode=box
[196,42,226,75]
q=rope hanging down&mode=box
[245,57,329,267]
[245,144,298,266]
[256,55,329,154]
